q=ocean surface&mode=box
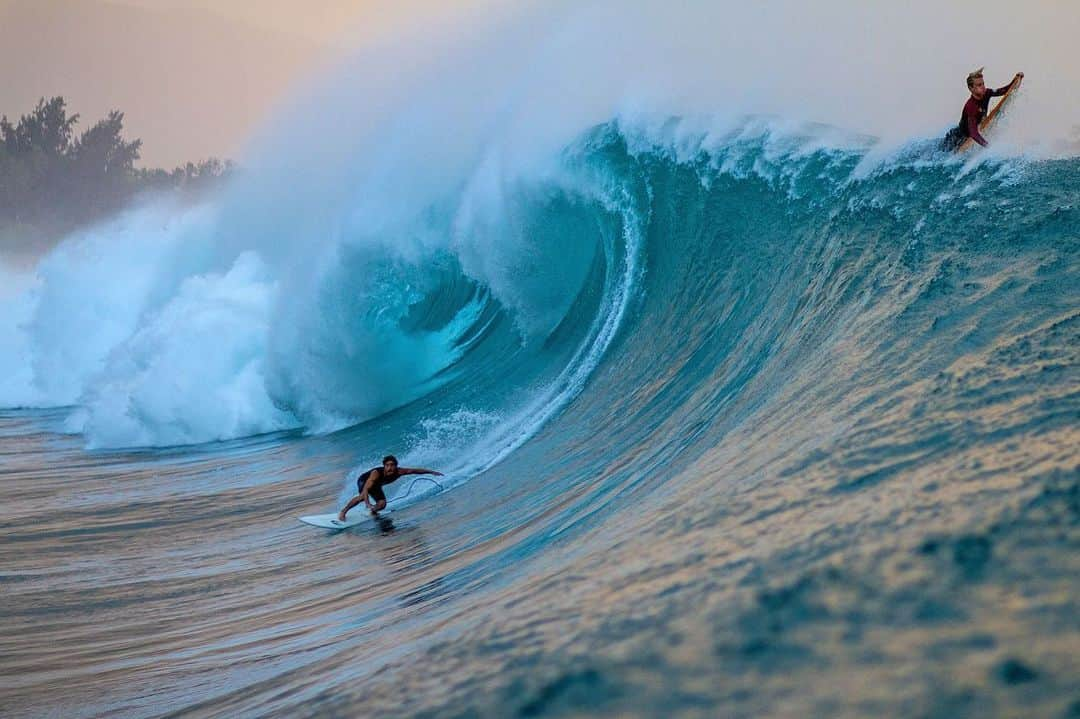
[2,119,1078,718]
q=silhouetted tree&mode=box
[2,97,79,157]
[68,110,143,215]
[1,96,232,251]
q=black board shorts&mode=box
[940,127,966,152]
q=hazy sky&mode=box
[2,1,1077,167]
[109,0,421,46]
[0,0,455,166]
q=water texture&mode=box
[1,121,1078,718]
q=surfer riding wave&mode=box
[941,67,1023,151]
[338,455,443,519]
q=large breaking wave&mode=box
[1,0,1077,464]
[3,115,1076,465]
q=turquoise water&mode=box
[1,122,1078,717]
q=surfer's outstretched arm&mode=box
[992,72,1023,96]
[402,467,444,477]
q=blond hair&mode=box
[966,67,985,89]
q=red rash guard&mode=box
[960,83,1012,147]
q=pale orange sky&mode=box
[108,0,411,46]
[0,0,453,166]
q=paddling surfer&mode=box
[338,455,443,519]
[942,68,1023,150]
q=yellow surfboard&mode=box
[955,77,1022,153]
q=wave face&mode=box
[2,121,1078,718]
[5,120,1075,460]
[3,129,640,452]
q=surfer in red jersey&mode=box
[941,68,1023,151]
[338,455,443,519]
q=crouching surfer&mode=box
[941,67,1023,151]
[338,455,443,520]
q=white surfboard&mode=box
[299,510,391,529]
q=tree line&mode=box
[1,96,232,250]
